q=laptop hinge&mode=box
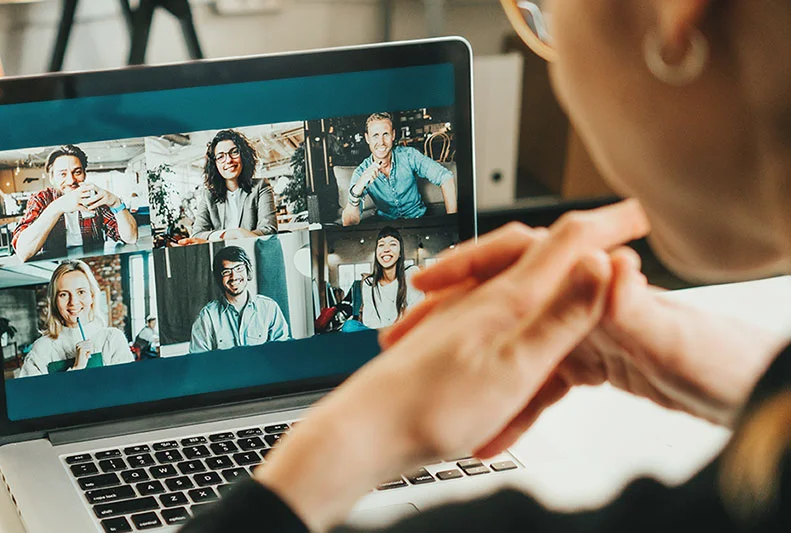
[48,390,329,447]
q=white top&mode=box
[18,319,135,377]
[64,212,82,248]
[361,266,424,329]
[223,189,242,230]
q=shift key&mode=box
[93,496,159,518]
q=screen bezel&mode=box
[0,38,476,439]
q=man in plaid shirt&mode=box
[12,145,138,262]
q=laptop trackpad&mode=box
[348,503,419,528]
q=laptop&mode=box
[0,38,526,532]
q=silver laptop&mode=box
[0,38,525,532]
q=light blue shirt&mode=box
[350,146,453,220]
[189,293,290,354]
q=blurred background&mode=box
[0,0,687,288]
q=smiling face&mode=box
[220,260,249,298]
[55,270,94,328]
[214,139,243,182]
[50,155,86,195]
[376,235,401,269]
[365,119,395,162]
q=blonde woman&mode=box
[19,260,134,377]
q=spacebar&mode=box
[93,496,159,518]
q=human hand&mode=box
[176,237,210,246]
[54,187,88,215]
[220,228,257,240]
[351,161,382,197]
[256,200,649,530]
[80,183,120,211]
[74,340,94,370]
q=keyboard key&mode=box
[154,449,183,464]
[183,445,211,459]
[236,428,262,438]
[152,440,178,451]
[100,516,131,532]
[194,472,222,487]
[232,452,261,466]
[263,434,283,447]
[191,503,213,515]
[405,468,435,485]
[121,469,149,484]
[159,491,189,507]
[70,462,99,478]
[123,445,150,455]
[166,476,194,491]
[181,436,207,446]
[221,467,248,482]
[99,458,127,473]
[93,496,159,519]
[127,454,155,468]
[209,432,234,442]
[188,487,218,503]
[130,511,161,530]
[85,485,136,504]
[95,450,122,460]
[136,480,166,496]
[263,423,289,434]
[376,478,407,490]
[490,460,517,472]
[462,465,490,476]
[177,460,206,475]
[79,473,120,491]
[456,458,483,469]
[260,448,271,460]
[209,441,238,455]
[238,437,265,451]
[217,483,235,497]
[161,507,190,525]
[436,469,463,480]
[65,453,92,464]
[150,464,178,479]
[206,456,234,470]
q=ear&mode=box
[657,0,711,51]
[364,132,370,144]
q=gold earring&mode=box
[643,28,709,86]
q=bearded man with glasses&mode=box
[189,245,289,354]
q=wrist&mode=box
[110,201,126,214]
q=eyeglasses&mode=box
[220,264,247,278]
[214,147,241,164]
[500,0,556,62]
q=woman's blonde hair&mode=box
[43,260,101,339]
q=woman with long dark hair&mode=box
[361,226,423,329]
[191,129,278,241]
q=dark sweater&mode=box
[181,348,791,533]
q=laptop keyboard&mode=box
[62,420,520,532]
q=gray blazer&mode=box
[191,180,278,239]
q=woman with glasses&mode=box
[189,129,278,242]
[184,1,790,531]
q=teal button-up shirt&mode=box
[350,146,453,220]
[189,293,290,354]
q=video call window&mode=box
[1,251,157,380]
[313,221,458,334]
[0,138,151,267]
[152,233,314,358]
[145,122,308,248]
[303,107,458,227]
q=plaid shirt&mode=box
[12,187,121,256]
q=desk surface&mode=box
[0,276,789,530]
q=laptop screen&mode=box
[0,40,475,432]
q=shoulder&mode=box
[404,265,420,278]
[29,188,56,206]
[30,335,56,353]
[353,157,373,176]
[252,295,281,310]
[398,146,423,159]
[196,300,222,319]
[252,180,273,196]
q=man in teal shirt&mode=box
[342,112,457,226]
[189,246,290,354]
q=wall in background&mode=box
[0,0,512,76]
